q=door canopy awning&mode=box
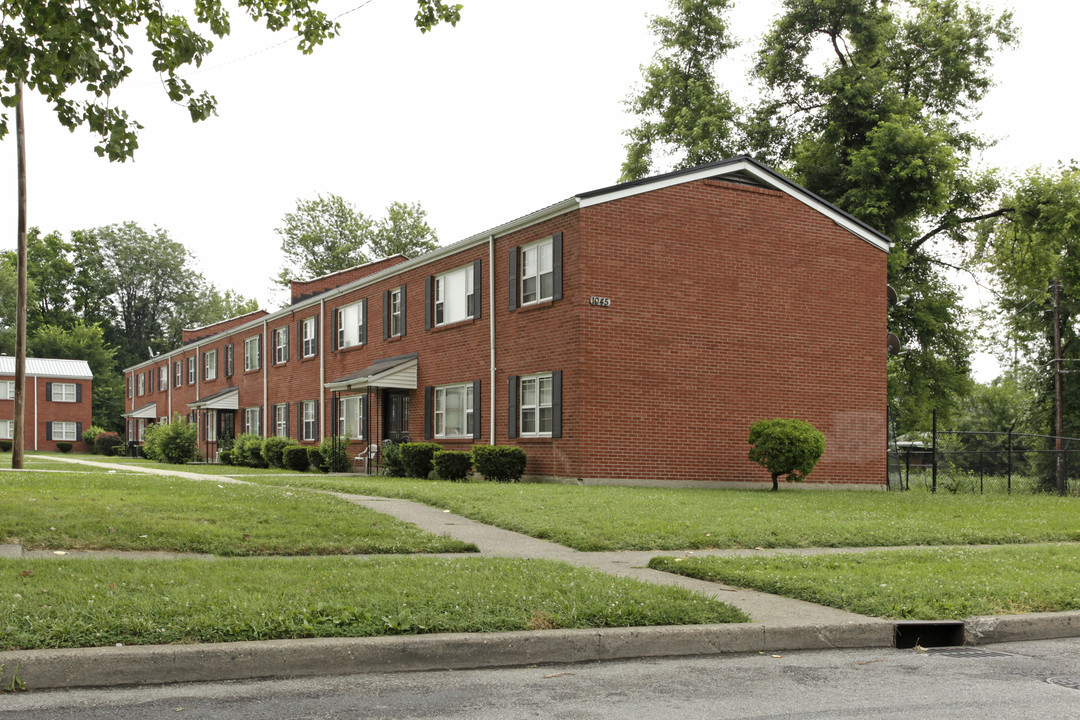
[325,353,418,392]
[189,387,239,410]
[123,402,157,419]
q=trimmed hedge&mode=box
[748,417,827,491]
[94,432,124,456]
[141,415,198,464]
[319,436,351,473]
[381,440,406,477]
[400,442,441,478]
[283,445,310,472]
[82,425,106,452]
[471,445,527,483]
[307,446,326,473]
[232,433,267,468]
[261,436,298,469]
[433,450,472,481]
[0,440,12,452]
[55,442,73,453]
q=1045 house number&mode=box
[589,296,612,307]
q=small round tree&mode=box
[748,418,826,491]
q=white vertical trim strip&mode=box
[489,234,496,445]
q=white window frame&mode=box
[434,265,475,326]
[137,419,147,442]
[175,361,182,388]
[244,407,261,435]
[519,373,553,437]
[337,302,364,348]
[244,336,260,372]
[53,421,78,442]
[187,356,196,384]
[302,316,317,357]
[204,349,218,381]
[137,373,145,396]
[274,403,289,437]
[206,409,217,442]
[390,288,402,337]
[3,380,15,400]
[434,383,473,438]
[53,382,77,402]
[273,327,288,365]
[159,366,168,391]
[338,396,363,440]
[0,420,12,439]
[302,400,317,441]
[521,237,554,306]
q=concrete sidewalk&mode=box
[3,457,1079,690]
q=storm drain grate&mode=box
[1047,677,1080,690]
[925,647,1015,658]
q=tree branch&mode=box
[909,207,1014,254]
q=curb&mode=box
[0,621,893,691]
[965,610,1080,645]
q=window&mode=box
[187,356,196,384]
[244,336,261,371]
[337,302,364,349]
[434,384,473,438]
[302,400,318,441]
[390,288,402,337]
[159,366,168,391]
[520,374,553,437]
[338,396,364,439]
[206,410,217,442]
[521,238,553,306]
[52,421,78,442]
[3,381,14,400]
[127,377,132,399]
[225,343,234,377]
[137,419,147,442]
[244,407,261,435]
[204,349,218,381]
[302,316,317,357]
[432,264,477,327]
[175,361,182,388]
[136,373,145,396]
[274,404,289,437]
[273,327,289,364]
[51,383,77,402]
[0,420,12,439]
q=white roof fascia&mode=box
[324,358,419,392]
[576,158,891,253]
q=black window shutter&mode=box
[508,247,518,311]
[313,314,319,356]
[284,327,289,362]
[284,403,290,438]
[297,319,303,358]
[551,370,563,438]
[472,379,482,440]
[46,422,53,441]
[508,375,519,439]
[360,395,367,441]
[76,422,83,439]
[425,275,433,330]
[257,334,263,369]
[400,284,407,337]
[76,384,82,403]
[552,232,564,301]
[331,309,338,351]
[473,259,482,319]
[314,399,320,440]
[258,407,264,436]
[424,386,433,440]
[45,382,52,401]
[382,290,390,340]
[297,401,304,439]
[360,300,367,345]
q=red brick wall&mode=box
[1,375,94,452]
[181,310,268,345]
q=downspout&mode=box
[319,299,326,440]
[262,319,269,435]
[195,344,201,444]
[489,234,496,445]
[32,374,37,450]
[167,354,172,418]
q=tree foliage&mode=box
[275,195,439,286]
[747,418,826,491]
[28,321,124,429]
[0,0,462,160]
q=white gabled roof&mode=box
[0,356,93,380]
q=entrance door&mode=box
[218,410,236,443]
[384,390,410,442]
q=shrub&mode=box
[232,433,267,468]
[261,436,298,469]
[381,440,406,477]
[748,418,827,491]
[282,445,311,472]
[433,450,472,481]
[218,449,234,466]
[55,442,73,453]
[307,446,326,473]
[319,436,351,473]
[0,440,11,452]
[142,415,198,464]
[400,442,441,478]
[94,431,124,456]
[82,425,106,452]
[472,445,527,483]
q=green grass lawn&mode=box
[0,469,473,555]
[245,476,1080,551]
[0,556,748,650]
[21,453,311,476]
[648,544,1080,620]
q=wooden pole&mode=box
[12,81,27,470]
[1054,279,1065,495]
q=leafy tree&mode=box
[621,0,1017,431]
[0,255,35,355]
[24,229,76,330]
[28,322,124,430]
[275,196,440,286]
[747,418,826,491]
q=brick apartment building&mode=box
[123,157,890,485]
[1,357,94,452]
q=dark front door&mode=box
[218,410,236,442]
[384,390,410,443]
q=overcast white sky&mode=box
[1,0,1077,380]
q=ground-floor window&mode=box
[51,421,78,442]
[302,400,317,441]
[0,420,12,439]
[137,419,147,442]
[206,409,217,442]
[244,407,261,435]
[274,404,289,437]
[339,396,364,439]
[434,383,473,438]
[520,374,553,436]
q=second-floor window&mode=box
[302,316,317,357]
[204,349,217,381]
[137,374,145,396]
[274,327,289,364]
[337,302,364,348]
[51,382,77,402]
[187,356,196,384]
[244,336,261,371]
[390,288,402,337]
[521,237,554,306]
[434,265,475,326]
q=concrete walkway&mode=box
[3,456,1079,690]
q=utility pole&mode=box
[1053,279,1065,495]
[13,81,27,470]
